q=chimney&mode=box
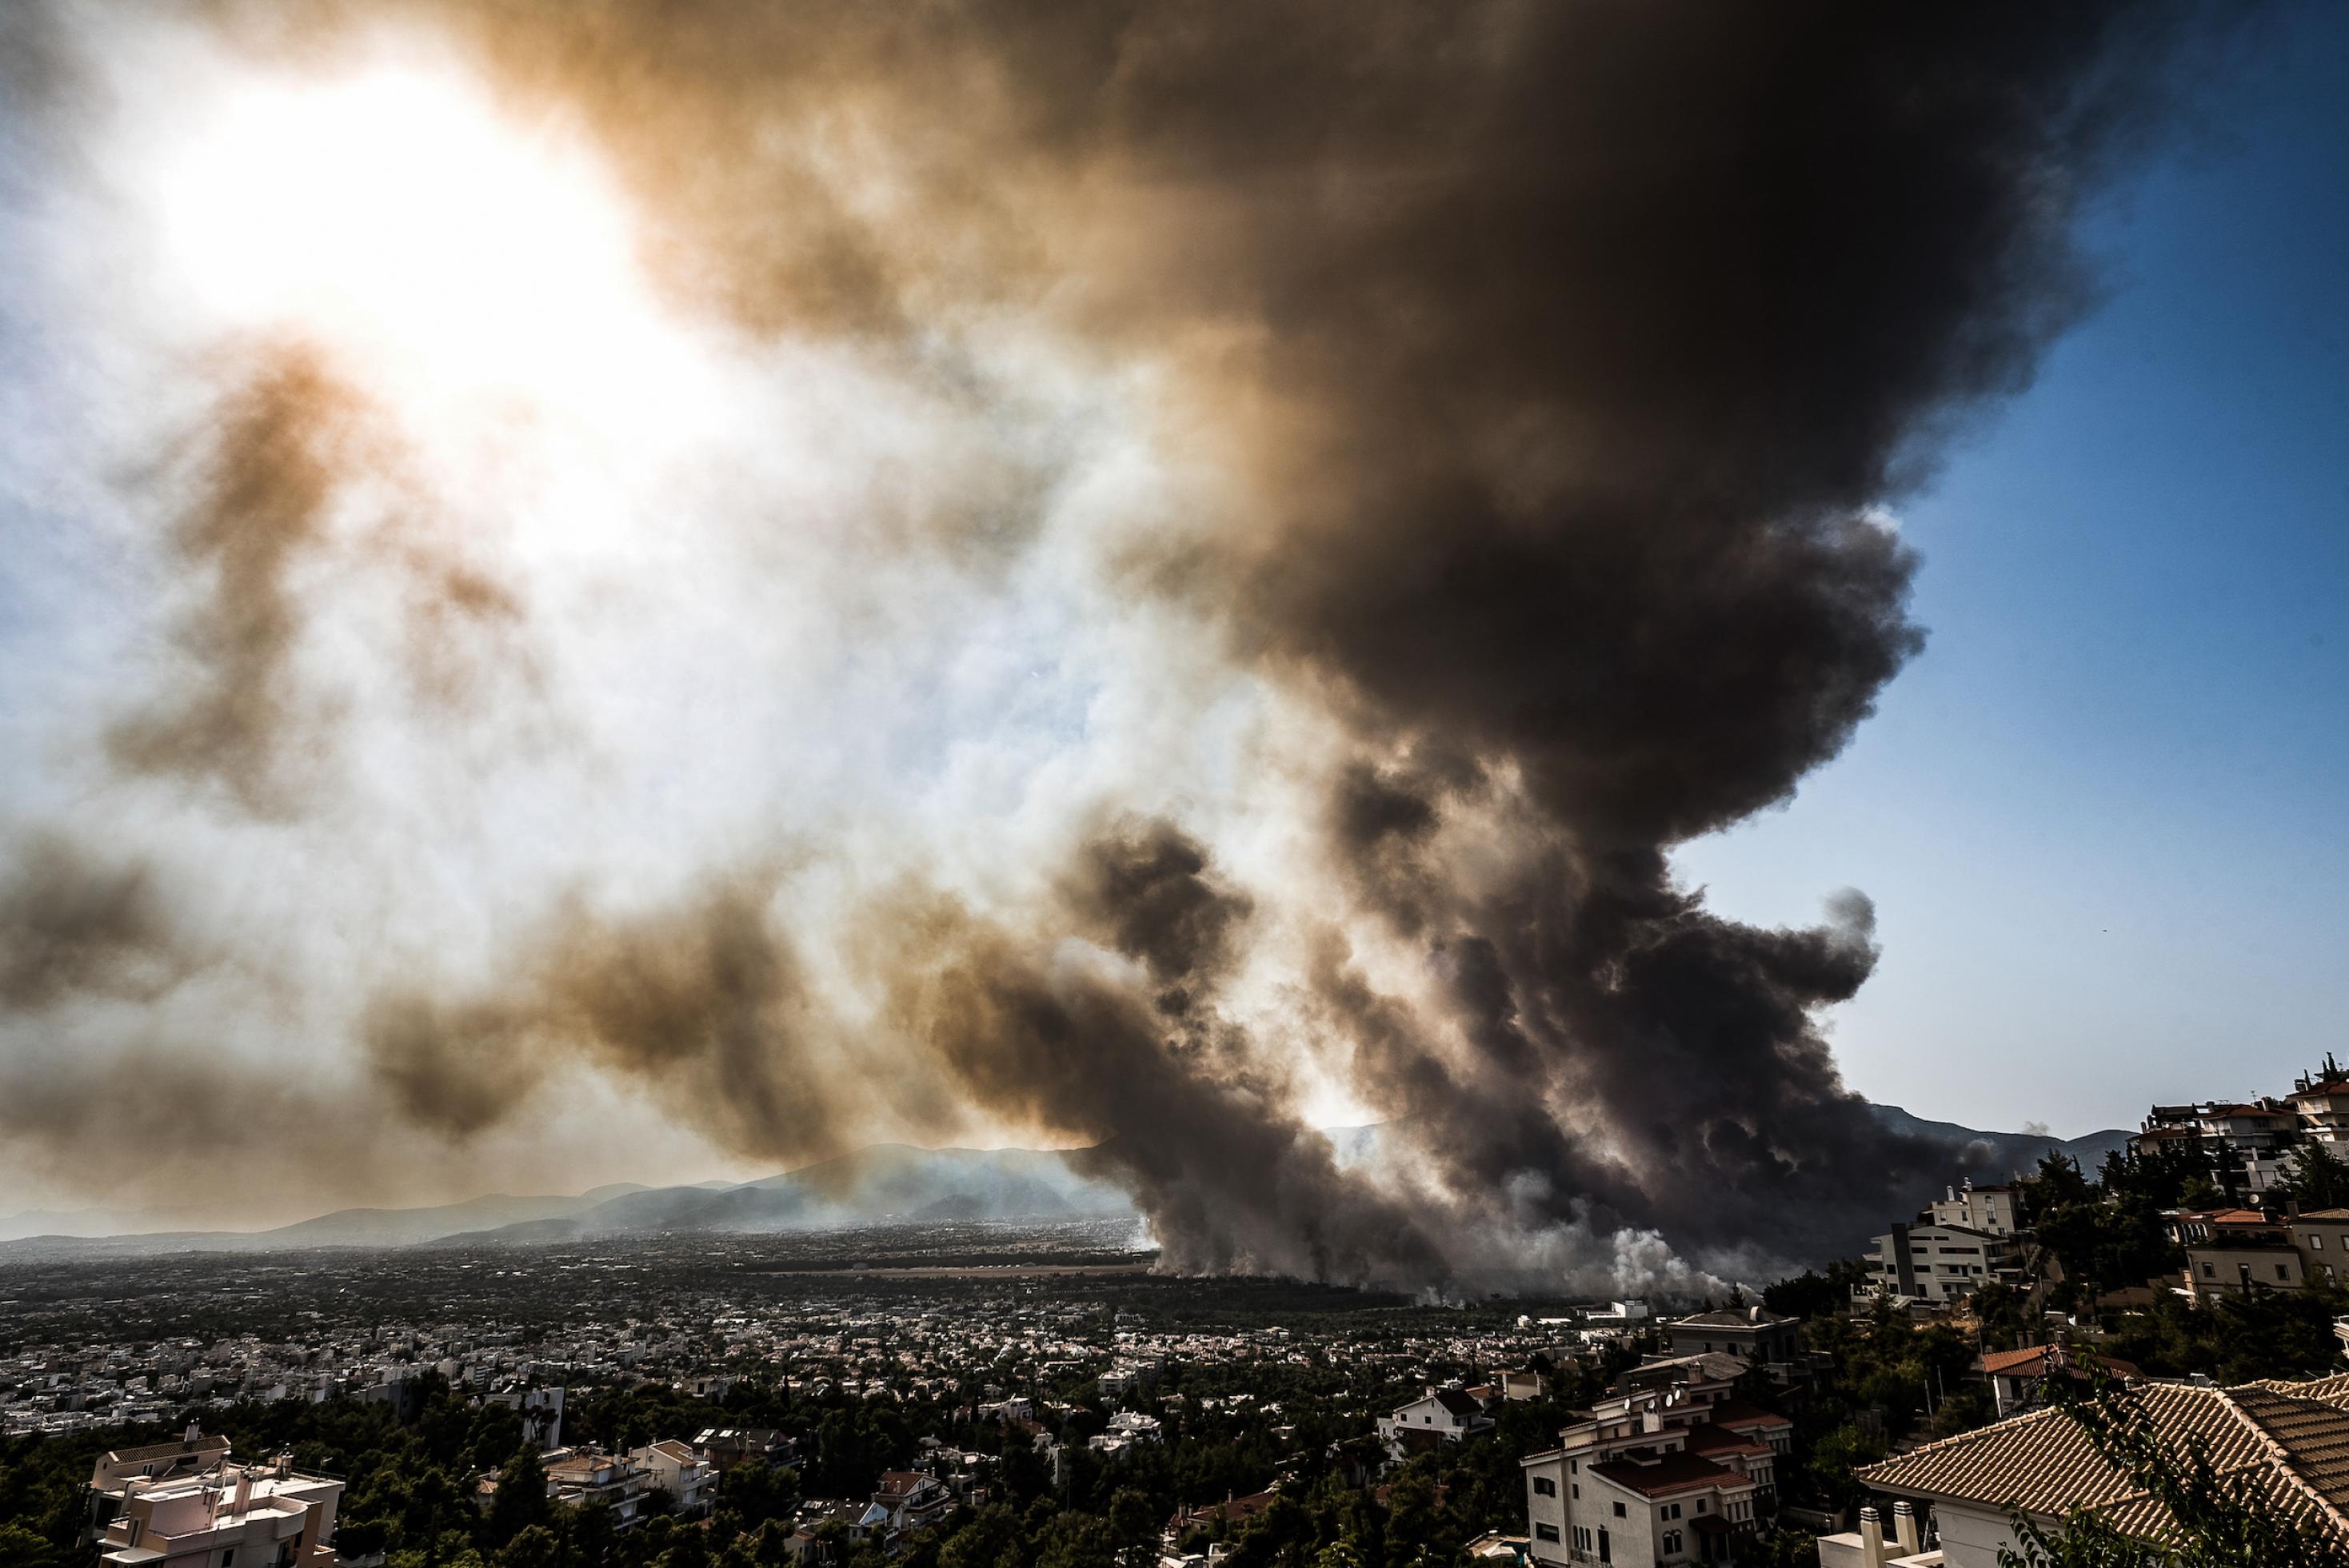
[1892,1501,1922,1556]
[1859,1506,1888,1568]
[184,1421,202,1443]
[231,1467,253,1517]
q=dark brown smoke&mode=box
[102,341,537,811]
[887,845,1449,1284]
[0,834,186,1009]
[362,871,849,1164]
[12,0,2252,1274]
[106,345,376,812]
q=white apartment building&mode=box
[1926,1183,2019,1238]
[629,1439,715,1517]
[1524,1428,1760,1567]
[542,1446,652,1526]
[96,1454,343,1568]
[1857,1222,2018,1303]
[1662,1308,1802,1382]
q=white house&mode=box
[544,1446,652,1526]
[857,1470,954,1550]
[1524,1438,1759,1567]
[629,1438,717,1517]
[1378,1388,1494,1462]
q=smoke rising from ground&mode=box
[0,1,2250,1283]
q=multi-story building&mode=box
[694,1426,798,1473]
[857,1470,953,1550]
[94,1453,343,1568]
[2174,1207,2349,1300]
[87,1429,234,1543]
[1925,1183,2020,1239]
[1522,1349,1792,1568]
[1660,1309,1802,1378]
[1522,1410,1766,1567]
[1857,1222,2021,1304]
[629,1439,715,1517]
[2286,1056,2349,1146]
[542,1446,653,1526]
[2139,1099,2301,1194]
[480,1382,564,1450]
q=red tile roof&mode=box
[1859,1378,2349,1542]
[1977,1347,2140,1381]
[1590,1451,1750,1499]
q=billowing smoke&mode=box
[0,0,2246,1280]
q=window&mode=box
[1534,1477,1557,1497]
[1612,1501,1627,1518]
[1536,1524,1560,1542]
[1570,1460,1579,1473]
[222,1553,236,1568]
[1663,1530,1684,1556]
[2315,1235,2327,1251]
[1664,1503,1682,1520]
[1572,1485,1579,1498]
[1695,1499,1706,1514]
[2280,1264,2292,1281]
[2203,1263,2217,1279]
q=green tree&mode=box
[2274,1142,2349,1215]
[0,1521,66,1568]
[489,1445,553,1546]
[500,1524,565,1568]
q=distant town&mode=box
[10,1060,2349,1568]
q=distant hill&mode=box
[428,1145,1133,1247]
[0,1106,2134,1261]
[0,1187,653,1259]
[1865,1103,2134,1184]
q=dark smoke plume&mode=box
[105,345,376,811]
[363,871,842,1163]
[303,0,2223,1279]
[1,0,2254,1277]
[0,834,186,1009]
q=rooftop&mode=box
[1858,1376,2349,1540]
[1589,1450,1751,1499]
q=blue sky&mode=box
[1678,6,2349,1137]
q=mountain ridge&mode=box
[0,1108,2137,1260]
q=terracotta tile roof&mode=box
[2298,1209,2349,1223]
[1591,1450,1752,1498]
[1706,1399,1792,1433]
[1683,1425,1772,1460]
[1857,1378,2349,1542]
[1977,1346,2140,1381]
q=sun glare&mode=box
[147,56,699,429]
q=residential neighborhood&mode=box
[10,1064,2349,1566]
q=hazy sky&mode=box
[1680,4,2349,1136]
[0,3,2333,1281]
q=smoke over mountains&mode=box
[0,2,2247,1288]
